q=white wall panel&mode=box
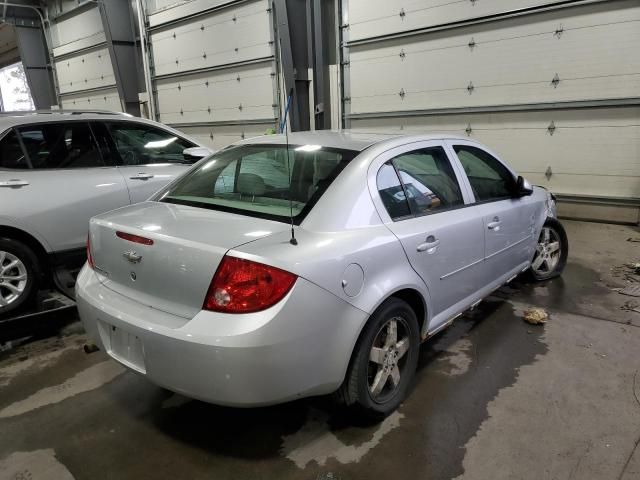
[50,6,105,57]
[148,0,245,24]
[156,62,275,124]
[60,87,122,112]
[349,2,640,114]
[55,47,116,95]
[150,0,272,76]
[350,106,640,198]
[348,0,570,41]
[173,124,275,150]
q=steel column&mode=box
[99,0,142,116]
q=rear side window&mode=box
[160,144,357,225]
[453,145,516,202]
[377,147,463,220]
[0,130,29,169]
[107,122,195,165]
[17,123,104,169]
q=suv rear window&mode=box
[158,144,358,224]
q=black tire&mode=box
[0,237,40,317]
[529,218,568,281]
[337,298,420,419]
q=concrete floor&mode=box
[0,219,639,480]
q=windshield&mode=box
[157,143,358,224]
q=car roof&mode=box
[0,110,135,130]
[235,130,471,152]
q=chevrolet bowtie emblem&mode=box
[123,250,142,264]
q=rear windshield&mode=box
[157,143,358,224]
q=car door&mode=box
[104,121,197,203]
[371,142,485,331]
[0,122,130,252]
[446,141,536,281]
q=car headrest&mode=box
[237,173,266,196]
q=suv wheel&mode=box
[338,298,420,419]
[0,238,40,317]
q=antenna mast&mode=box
[282,87,297,246]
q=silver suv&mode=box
[0,111,212,316]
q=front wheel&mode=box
[337,298,420,419]
[529,218,568,281]
[0,238,40,317]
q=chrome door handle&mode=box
[417,235,440,253]
[0,179,30,188]
[129,173,154,180]
[487,217,502,230]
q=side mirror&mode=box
[515,175,534,196]
[183,147,213,162]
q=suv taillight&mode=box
[204,256,297,313]
[87,233,95,269]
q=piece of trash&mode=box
[621,300,640,314]
[523,308,548,325]
[627,237,640,243]
[620,285,640,297]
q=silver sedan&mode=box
[76,131,567,417]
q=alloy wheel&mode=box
[532,227,562,275]
[0,250,28,307]
[367,317,411,403]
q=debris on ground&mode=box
[621,300,640,314]
[611,263,640,284]
[627,237,640,243]
[620,285,640,297]
[523,308,548,325]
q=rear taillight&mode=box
[87,234,95,269]
[204,256,297,313]
[116,231,154,245]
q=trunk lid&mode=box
[89,201,288,319]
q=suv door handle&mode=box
[417,235,440,253]
[129,173,154,180]
[0,179,30,188]
[487,217,502,230]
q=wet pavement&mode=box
[0,220,639,480]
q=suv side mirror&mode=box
[183,147,213,162]
[515,175,534,196]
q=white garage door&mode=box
[341,0,640,209]
[147,0,280,150]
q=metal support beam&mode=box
[14,23,56,109]
[273,0,310,132]
[306,0,332,129]
[98,0,142,116]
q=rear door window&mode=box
[0,130,29,169]
[16,122,104,169]
[377,146,464,220]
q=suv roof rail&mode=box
[0,109,129,117]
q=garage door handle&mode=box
[417,236,440,253]
[129,173,154,180]
[487,217,502,230]
[0,179,29,188]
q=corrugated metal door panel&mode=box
[59,87,122,111]
[50,7,105,56]
[349,106,640,198]
[56,48,116,94]
[148,0,243,26]
[150,0,272,77]
[349,3,640,114]
[348,0,569,41]
[156,63,275,124]
[172,124,276,150]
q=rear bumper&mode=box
[75,265,367,407]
